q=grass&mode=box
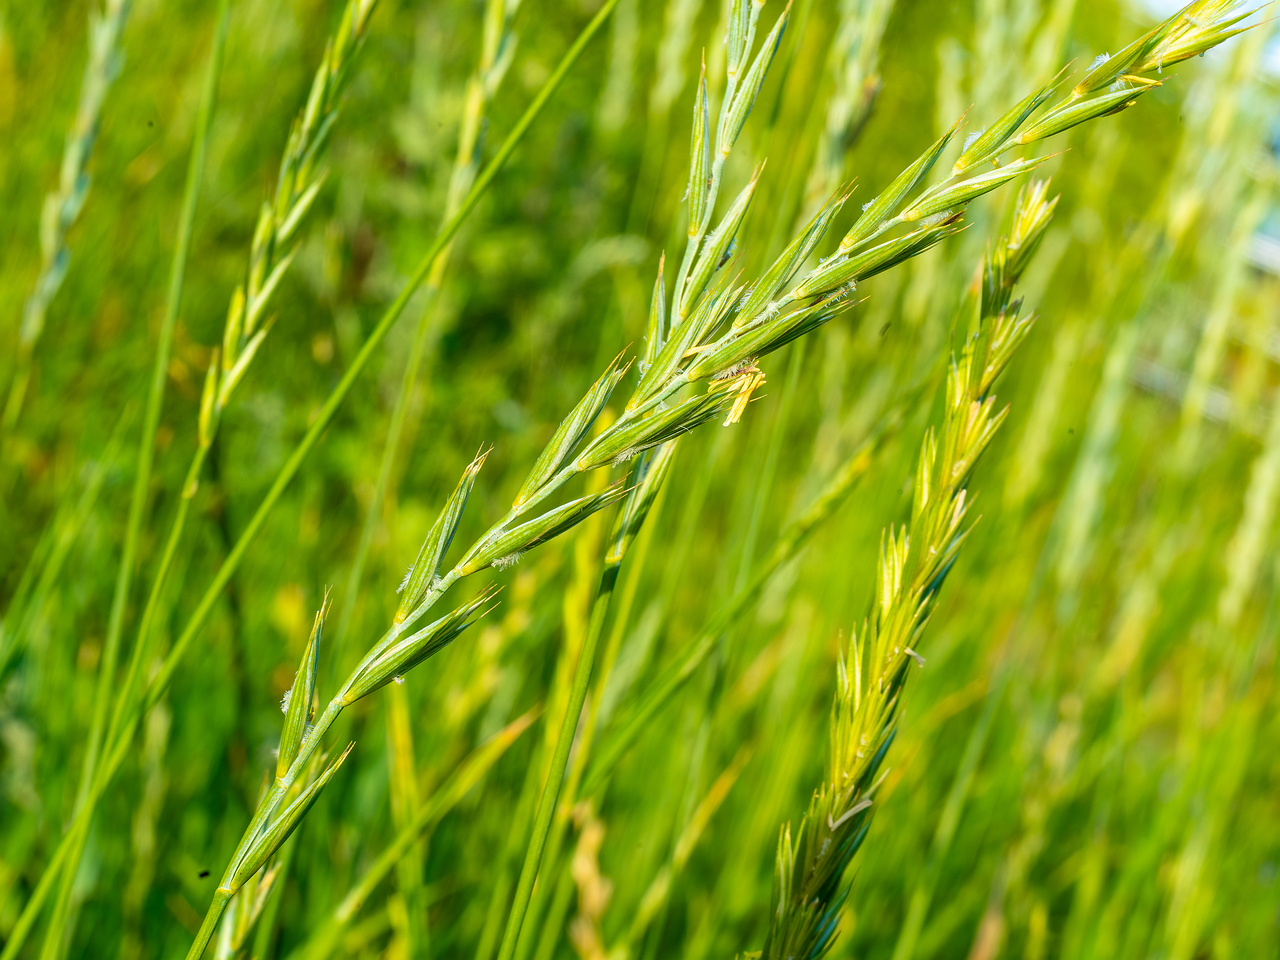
[1,1,1278,959]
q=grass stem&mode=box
[495,561,620,960]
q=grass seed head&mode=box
[396,448,489,623]
[343,587,500,703]
[227,743,354,895]
[276,594,329,780]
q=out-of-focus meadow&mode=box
[2,0,1279,958]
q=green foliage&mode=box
[1,2,1277,960]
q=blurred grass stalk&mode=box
[328,1,524,953]
[2,2,626,956]
[496,7,1262,959]
[512,411,895,960]
[1,1,1276,958]
[758,181,1056,960]
[12,2,373,955]
[176,5,636,955]
[3,0,133,431]
[939,13,1279,956]
[35,6,231,958]
[493,2,789,955]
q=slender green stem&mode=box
[174,12,624,956]
[0,420,134,960]
[38,12,230,956]
[86,0,229,813]
[149,0,621,708]
[495,561,621,960]
[528,870,576,960]
[475,735,550,960]
[286,713,533,960]
[105,449,206,750]
[183,697,345,960]
[510,718,586,960]
[331,0,507,649]
[249,831,299,960]
[516,479,671,960]
[185,890,232,960]
[334,22,517,940]
[331,286,440,655]
[581,418,889,797]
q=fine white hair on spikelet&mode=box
[712,358,759,381]
[757,299,782,324]
[493,551,525,571]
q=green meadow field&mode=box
[1,1,1278,957]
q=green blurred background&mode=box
[2,0,1279,957]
